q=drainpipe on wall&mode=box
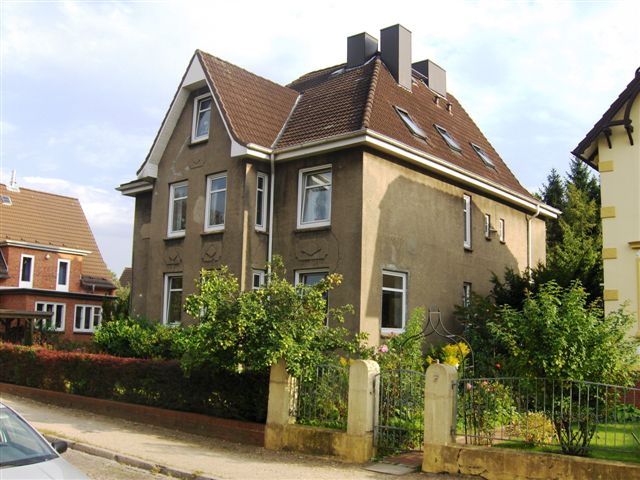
[267,153,276,280]
[527,204,542,272]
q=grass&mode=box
[495,422,640,464]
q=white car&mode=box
[0,402,88,479]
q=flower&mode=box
[495,362,501,369]
[378,344,389,353]
[339,357,347,367]
[465,382,472,390]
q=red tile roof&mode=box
[0,184,113,283]
[193,51,534,199]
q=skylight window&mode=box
[435,125,462,152]
[1,195,12,205]
[471,143,496,169]
[395,107,427,140]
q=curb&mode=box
[45,434,220,480]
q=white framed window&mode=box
[435,124,462,152]
[205,173,227,232]
[168,181,188,237]
[56,259,70,292]
[255,172,268,231]
[471,143,496,169]
[395,107,428,140]
[381,270,407,333]
[163,274,183,325]
[463,195,472,249]
[499,218,505,243]
[295,269,329,323]
[252,270,266,290]
[462,282,472,308]
[19,254,34,288]
[484,214,491,239]
[35,302,65,332]
[74,305,102,333]
[192,93,212,142]
[297,165,332,229]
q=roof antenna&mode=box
[7,170,20,192]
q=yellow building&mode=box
[573,67,640,341]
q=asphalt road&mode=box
[62,449,172,480]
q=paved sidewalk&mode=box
[1,393,463,480]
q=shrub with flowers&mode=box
[426,341,471,371]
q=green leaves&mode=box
[488,281,639,385]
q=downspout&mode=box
[267,152,275,280]
[527,204,542,272]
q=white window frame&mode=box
[204,173,227,232]
[381,270,407,334]
[73,304,102,333]
[295,269,329,324]
[499,218,505,243]
[35,301,66,332]
[168,181,188,237]
[297,165,332,229]
[163,273,183,325]
[395,106,428,140]
[255,172,268,232]
[471,142,496,169]
[252,270,266,290]
[463,195,472,249]
[191,93,212,143]
[462,282,472,308]
[19,254,34,288]
[435,124,462,152]
[56,259,70,292]
[484,214,491,239]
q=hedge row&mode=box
[0,342,268,422]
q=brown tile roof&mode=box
[119,267,132,288]
[198,51,299,147]
[0,184,113,282]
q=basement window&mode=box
[471,143,496,169]
[395,107,427,140]
[435,125,462,152]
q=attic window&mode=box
[471,143,496,169]
[395,107,427,140]
[192,93,212,142]
[1,195,11,205]
[435,125,462,152]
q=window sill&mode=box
[72,331,94,335]
[255,228,268,235]
[201,229,224,236]
[485,236,491,242]
[295,225,331,233]
[464,246,473,252]
[189,137,209,148]
[164,234,185,241]
[381,329,405,338]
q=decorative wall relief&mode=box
[202,239,222,263]
[295,238,328,261]
[164,248,182,266]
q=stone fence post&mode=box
[423,363,458,445]
[344,359,379,462]
[264,358,294,449]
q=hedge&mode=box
[0,342,268,422]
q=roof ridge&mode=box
[197,50,296,94]
[362,57,381,129]
[0,183,79,202]
[287,62,346,88]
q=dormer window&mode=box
[471,143,496,169]
[395,107,427,140]
[435,125,462,152]
[192,93,212,142]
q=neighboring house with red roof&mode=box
[573,67,640,342]
[0,182,116,341]
[119,25,558,345]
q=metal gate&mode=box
[374,368,425,454]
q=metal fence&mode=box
[290,363,349,430]
[456,377,640,456]
[375,368,425,454]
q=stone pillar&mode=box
[423,363,457,445]
[347,359,379,436]
[264,358,294,450]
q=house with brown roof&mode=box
[119,25,558,345]
[0,183,116,341]
[573,67,640,342]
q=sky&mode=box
[1,0,639,276]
